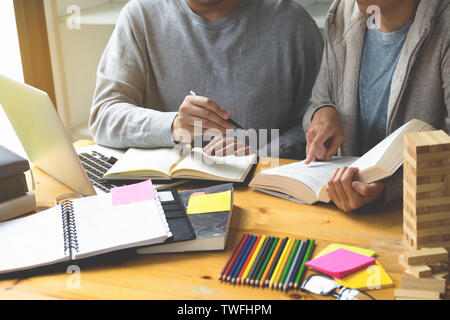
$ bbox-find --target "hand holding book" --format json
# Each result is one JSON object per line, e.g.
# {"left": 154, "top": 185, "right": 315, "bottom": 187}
{"left": 325, "top": 167, "right": 385, "bottom": 212}
{"left": 250, "top": 119, "right": 435, "bottom": 208}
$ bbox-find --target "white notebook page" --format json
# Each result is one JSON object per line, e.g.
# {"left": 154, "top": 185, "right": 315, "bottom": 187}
{"left": 0, "top": 207, "right": 67, "bottom": 274}
{"left": 105, "top": 147, "right": 183, "bottom": 177}
{"left": 72, "top": 194, "right": 169, "bottom": 260}
{"left": 173, "top": 148, "right": 257, "bottom": 180}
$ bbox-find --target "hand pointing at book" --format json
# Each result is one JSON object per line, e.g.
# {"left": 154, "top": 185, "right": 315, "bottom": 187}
{"left": 172, "top": 94, "right": 235, "bottom": 144}
{"left": 326, "top": 167, "right": 384, "bottom": 213}
{"left": 305, "top": 107, "right": 343, "bottom": 164}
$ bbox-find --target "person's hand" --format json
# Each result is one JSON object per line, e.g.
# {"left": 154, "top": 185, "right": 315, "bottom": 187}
{"left": 326, "top": 167, "right": 384, "bottom": 213}
{"left": 172, "top": 95, "right": 234, "bottom": 143}
{"left": 305, "top": 107, "right": 343, "bottom": 164}
{"left": 203, "top": 136, "right": 254, "bottom": 157}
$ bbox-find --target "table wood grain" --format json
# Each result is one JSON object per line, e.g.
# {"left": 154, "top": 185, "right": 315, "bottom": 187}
{"left": 0, "top": 147, "right": 419, "bottom": 300}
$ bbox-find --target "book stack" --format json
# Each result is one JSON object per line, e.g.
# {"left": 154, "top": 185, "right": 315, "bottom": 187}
{"left": 0, "top": 145, "right": 36, "bottom": 222}
{"left": 138, "top": 183, "right": 234, "bottom": 254}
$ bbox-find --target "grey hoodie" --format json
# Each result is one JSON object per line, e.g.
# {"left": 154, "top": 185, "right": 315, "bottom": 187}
{"left": 303, "top": 0, "right": 450, "bottom": 204}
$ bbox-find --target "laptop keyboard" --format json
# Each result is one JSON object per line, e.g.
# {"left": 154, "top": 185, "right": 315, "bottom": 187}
{"left": 78, "top": 151, "right": 121, "bottom": 193}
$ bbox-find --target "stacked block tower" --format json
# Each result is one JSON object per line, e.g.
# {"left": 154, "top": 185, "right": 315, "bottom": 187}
{"left": 403, "top": 130, "right": 450, "bottom": 252}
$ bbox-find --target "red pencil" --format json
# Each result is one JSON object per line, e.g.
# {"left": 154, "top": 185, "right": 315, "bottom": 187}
{"left": 219, "top": 233, "right": 249, "bottom": 281}
{"left": 236, "top": 235, "right": 262, "bottom": 285}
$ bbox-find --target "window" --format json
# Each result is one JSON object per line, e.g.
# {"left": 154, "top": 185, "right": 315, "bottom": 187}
{"left": 0, "top": 0, "right": 27, "bottom": 158}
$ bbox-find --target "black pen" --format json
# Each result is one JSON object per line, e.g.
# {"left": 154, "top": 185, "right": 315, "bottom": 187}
{"left": 189, "top": 91, "right": 244, "bottom": 130}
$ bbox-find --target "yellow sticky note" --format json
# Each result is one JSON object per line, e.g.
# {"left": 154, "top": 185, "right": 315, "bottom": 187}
{"left": 315, "top": 244, "right": 376, "bottom": 259}
{"left": 187, "top": 191, "right": 231, "bottom": 215}
{"left": 336, "top": 261, "right": 394, "bottom": 290}
{"left": 314, "top": 243, "right": 392, "bottom": 290}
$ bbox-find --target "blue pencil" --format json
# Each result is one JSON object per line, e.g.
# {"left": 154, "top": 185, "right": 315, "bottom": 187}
{"left": 288, "top": 239, "right": 310, "bottom": 288}
{"left": 230, "top": 235, "right": 257, "bottom": 284}
{"left": 226, "top": 235, "right": 254, "bottom": 282}
{"left": 285, "top": 242, "right": 304, "bottom": 290}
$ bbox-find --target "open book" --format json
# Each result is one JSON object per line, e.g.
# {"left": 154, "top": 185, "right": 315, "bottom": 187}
{"left": 103, "top": 146, "right": 257, "bottom": 183}
{"left": 250, "top": 119, "right": 434, "bottom": 204}
{"left": 0, "top": 192, "right": 170, "bottom": 275}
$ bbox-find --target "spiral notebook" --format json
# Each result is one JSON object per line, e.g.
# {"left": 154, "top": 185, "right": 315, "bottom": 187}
{"left": 0, "top": 191, "right": 171, "bottom": 275}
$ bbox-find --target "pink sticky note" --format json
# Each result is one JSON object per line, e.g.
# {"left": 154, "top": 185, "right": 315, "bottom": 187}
{"left": 305, "top": 248, "right": 376, "bottom": 279}
{"left": 111, "top": 180, "right": 156, "bottom": 206}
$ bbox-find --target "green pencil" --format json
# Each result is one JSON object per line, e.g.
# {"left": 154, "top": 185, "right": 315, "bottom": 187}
{"left": 255, "top": 237, "right": 279, "bottom": 287}
{"left": 294, "top": 239, "right": 315, "bottom": 289}
{"left": 278, "top": 239, "right": 300, "bottom": 290}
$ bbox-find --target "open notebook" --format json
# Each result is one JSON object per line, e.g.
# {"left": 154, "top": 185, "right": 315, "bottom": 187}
{"left": 250, "top": 119, "right": 435, "bottom": 204}
{"left": 0, "top": 193, "right": 170, "bottom": 275}
{"left": 103, "top": 146, "right": 257, "bottom": 183}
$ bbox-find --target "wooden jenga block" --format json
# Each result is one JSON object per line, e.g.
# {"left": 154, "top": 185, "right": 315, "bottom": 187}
{"left": 432, "top": 272, "right": 449, "bottom": 281}
{"left": 427, "top": 262, "right": 449, "bottom": 273}
{"left": 399, "top": 257, "right": 432, "bottom": 278}
{"left": 403, "top": 131, "right": 450, "bottom": 253}
{"left": 394, "top": 289, "right": 441, "bottom": 300}
{"left": 400, "top": 276, "right": 447, "bottom": 294}
{"left": 403, "top": 248, "right": 448, "bottom": 265}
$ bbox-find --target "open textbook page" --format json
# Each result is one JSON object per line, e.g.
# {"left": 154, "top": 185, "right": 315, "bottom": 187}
{"left": 250, "top": 157, "right": 357, "bottom": 204}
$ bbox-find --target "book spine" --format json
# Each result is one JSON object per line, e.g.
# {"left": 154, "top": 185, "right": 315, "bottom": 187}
{"left": 154, "top": 186, "right": 172, "bottom": 238}
{"left": 61, "top": 200, "right": 79, "bottom": 259}
{"left": 0, "top": 191, "right": 36, "bottom": 222}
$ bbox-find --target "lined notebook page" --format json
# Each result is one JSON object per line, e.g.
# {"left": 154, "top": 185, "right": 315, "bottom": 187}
{"left": 72, "top": 194, "right": 169, "bottom": 260}
{"left": 173, "top": 148, "right": 257, "bottom": 181}
{"left": 0, "top": 207, "right": 67, "bottom": 274}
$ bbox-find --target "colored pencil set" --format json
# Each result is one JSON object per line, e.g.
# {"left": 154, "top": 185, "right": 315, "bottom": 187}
{"left": 218, "top": 234, "right": 315, "bottom": 291}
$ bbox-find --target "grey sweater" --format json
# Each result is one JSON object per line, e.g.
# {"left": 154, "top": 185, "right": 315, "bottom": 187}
{"left": 303, "top": 0, "right": 450, "bottom": 203}
{"left": 89, "top": 0, "right": 323, "bottom": 159}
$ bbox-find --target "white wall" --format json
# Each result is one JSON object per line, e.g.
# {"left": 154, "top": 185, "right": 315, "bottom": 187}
{"left": 0, "top": 0, "right": 27, "bottom": 159}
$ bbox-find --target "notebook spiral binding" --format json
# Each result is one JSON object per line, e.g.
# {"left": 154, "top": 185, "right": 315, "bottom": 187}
{"left": 61, "top": 200, "right": 79, "bottom": 256}
{"left": 154, "top": 186, "right": 172, "bottom": 238}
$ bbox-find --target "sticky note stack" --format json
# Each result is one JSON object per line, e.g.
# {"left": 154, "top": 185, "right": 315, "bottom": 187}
{"left": 305, "top": 243, "right": 394, "bottom": 290}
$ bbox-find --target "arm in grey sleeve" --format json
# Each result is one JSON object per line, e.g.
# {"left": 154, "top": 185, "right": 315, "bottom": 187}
{"left": 302, "top": 33, "right": 337, "bottom": 133}
{"left": 89, "top": 8, "right": 177, "bottom": 149}
{"left": 263, "top": 18, "right": 324, "bottom": 160}
{"left": 383, "top": 29, "right": 450, "bottom": 205}
{"left": 443, "top": 35, "right": 450, "bottom": 132}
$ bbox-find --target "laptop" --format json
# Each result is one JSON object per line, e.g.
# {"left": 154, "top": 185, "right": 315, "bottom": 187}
{"left": 0, "top": 74, "right": 144, "bottom": 196}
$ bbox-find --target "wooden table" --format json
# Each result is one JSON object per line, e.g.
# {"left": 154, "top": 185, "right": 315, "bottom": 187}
{"left": 0, "top": 156, "right": 412, "bottom": 300}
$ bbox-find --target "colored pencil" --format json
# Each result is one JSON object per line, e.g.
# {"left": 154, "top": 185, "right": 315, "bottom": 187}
{"left": 289, "top": 239, "right": 309, "bottom": 288}
{"left": 242, "top": 235, "right": 266, "bottom": 284}
{"left": 287, "top": 242, "right": 305, "bottom": 288}
{"left": 248, "top": 237, "right": 273, "bottom": 285}
{"left": 294, "top": 239, "right": 315, "bottom": 289}
{"left": 255, "top": 237, "right": 278, "bottom": 286}
{"left": 219, "top": 233, "right": 248, "bottom": 281}
{"left": 269, "top": 238, "right": 293, "bottom": 289}
{"left": 228, "top": 235, "right": 254, "bottom": 283}
{"left": 259, "top": 237, "right": 281, "bottom": 287}
{"left": 236, "top": 235, "right": 261, "bottom": 284}
{"left": 280, "top": 239, "right": 301, "bottom": 291}
{"left": 233, "top": 235, "right": 258, "bottom": 284}
{"left": 272, "top": 238, "right": 295, "bottom": 289}
{"left": 264, "top": 237, "right": 288, "bottom": 287}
